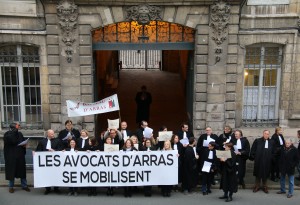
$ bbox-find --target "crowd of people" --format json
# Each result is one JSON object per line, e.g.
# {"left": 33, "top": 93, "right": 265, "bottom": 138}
{"left": 3, "top": 121, "right": 300, "bottom": 201}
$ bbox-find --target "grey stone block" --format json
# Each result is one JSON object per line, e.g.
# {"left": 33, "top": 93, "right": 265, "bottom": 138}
{"left": 79, "top": 35, "right": 91, "bottom": 45}
{"left": 230, "top": 5, "right": 240, "bottom": 14}
{"left": 84, "top": 115, "right": 94, "bottom": 123}
{"left": 79, "top": 46, "right": 92, "bottom": 55}
{"left": 194, "top": 111, "right": 207, "bottom": 120}
{"left": 206, "top": 121, "right": 224, "bottom": 131}
{"left": 47, "top": 46, "right": 59, "bottom": 55}
{"left": 224, "top": 120, "right": 235, "bottom": 129}
{"left": 226, "top": 93, "right": 236, "bottom": 102}
{"left": 51, "top": 123, "right": 63, "bottom": 132}
{"left": 61, "top": 95, "right": 81, "bottom": 103}
{"left": 228, "top": 45, "right": 238, "bottom": 54}
{"left": 197, "top": 35, "right": 209, "bottom": 45}
{"left": 229, "top": 15, "right": 240, "bottom": 25}
{"left": 81, "top": 85, "right": 93, "bottom": 94}
{"left": 81, "top": 66, "right": 92, "bottom": 75}
{"left": 226, "top": 102, "right": 236, "bottom": 111}
{"left": 45, "top": 14, "right": 58, "bottom": 24}
{"left": 197, "top": 25, "right": 209, "bottom": 35}
{"left": 225, "top": 111, "right": 235, "bottom": 119}
{"left": 81, "top": 95, "right": 93, "bottom": 103}
{"left": 61, "top": 76, "right": 81, "bottom": 87}
{"left": 78, "top": 14, "right": 102, "bottom": 28}
{"left": 49, "top": 75, "right": 61, "bottom": 85}
{"left": 163, "top": 6, "right": 176, "bottom": 22}
{"left": 207, "top": 94, "right": 225, "bottom": 103}
{"left": 195, "top": 102, "right": 206, "bottom": 111}
{"left": 196, "top": 45, "right": 208, "bottom": 54}
{"left": 228, "top": 35, "right": 238, "bottom": 44}
{"left": 111, "top": 7, "right": 124, "bottom": 23}
{"left": 196, "top": 55, "right": 208, "bottom": 64}
{"left": 196, "top": 65, "right": 208, "bottom": 74}
{"left": 46, "top": 25, "right": 59, "bottom": 35}
{"left": 61, "top": 86, "right": 81, "bottom": 95}
{"left": 228, "top": 25, "right": 239, "bottom": 34}
{"left": 49, "top": 95, "right": 61, "bottom": 104}
{"left": 227, "top": 55, "right": 238, "bottom": 64}
{"left": 226, "top": 83, "right": 236, "bottom": 92}
{"left": 195, "top": 83, "right": 207, "bottom": 93}
{"left": 206, "top": 113, "right": 224, "bottom": 122}
{"left": 80, "top": 56, "right": 92, "bottom": 65}
{"left": 175, "top": 6, "right": 191, "bottom": 25}
{"left": 48, "top": 66, "right": 60, "bottom": 75}
{"left": 46, "top": 35, "right": 59, "bottom": 45}
{"left": 195, "top": 93, "right": 207, "bottom": 102}
{"left": 226, "top": 74, "right": 237, "bottom": 83}
{"left": 81, "top": 76, "right": 92, "bottom": 85}
{"left": 47, "top": 55, "right": 60, "bottom": 65}
{"left": 194, "top": 120, "right": 206, "bottom": 130}
{"left": 206, "top": 104, "right": 225, "bottom": 113}
{"left": 207, "top": 84, "right": 225, "bottom": 94}
{"left": 49, "top": 85, "right": 61, "bottom": 94}
{"left": 61, "top": 66, "right": 80, "bottom": 75}
{"left": 50, "top": 114, "right": 61, "bottom": 123}
{"left": 50, "top": 104, "right": 61, "bottom": 113}
{"left": 79, "top": 25, "right": 91, "bottom": 35}
{"left": 227, "top": 64, "right": 237, "bottom": 74}
{"left": 196, "top": 74, "right": 207, "bottom": 83}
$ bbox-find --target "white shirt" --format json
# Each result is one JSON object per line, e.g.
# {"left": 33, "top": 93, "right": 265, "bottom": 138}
{"left": 236, "top": 139, "right": 242, "bottom": 149}
{"left": 183, "top": 132, "right": 187, "bottom": 139}
{"left": 46, "top": 139, "right": 51, "bottom": 150}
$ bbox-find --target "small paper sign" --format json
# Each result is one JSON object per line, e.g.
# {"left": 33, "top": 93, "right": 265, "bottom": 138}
{"left": 108, "top": 119, "right": 120, "bottom": 130}
{"left": 216, "top": 150, "right": 232, "bottom": 159}
{"left": 158, "top": 131, "right": 173, "bottom": 141}
{"left": 104, "top": 144, "right": 119, "bottom": 152}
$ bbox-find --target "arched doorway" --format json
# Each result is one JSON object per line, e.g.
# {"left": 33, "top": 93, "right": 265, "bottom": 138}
{"left": 92, "top": 20, "right": 195, "bottom": 134}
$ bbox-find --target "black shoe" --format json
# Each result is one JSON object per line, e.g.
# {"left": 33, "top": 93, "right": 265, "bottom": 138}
{"left": 203, "top": 192, "right": 208, "bottom": 195}
{"left": 44, "top": 190, "right": 51, "bottom": 195}
{"left": 207, "top": 190, "right": 212, "bottom": 193}
{"left": 219, "top": 196, "right": 228, "bottom": 199}
{"left": 106, "top": 189, "right": 110, "bottom": 196}
{"left": 225, "top": 196, "right": 233, "bottom": 202}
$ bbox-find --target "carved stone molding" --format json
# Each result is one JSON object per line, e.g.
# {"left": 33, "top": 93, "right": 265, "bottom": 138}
{"left": 57, "top": 0, "right": 78, "bottom": 63}
{"left": 125, "top": 4, "right": 162, "bottom": 25}
{"left": 209, "top": 0, "right": 230, "bottom": 63}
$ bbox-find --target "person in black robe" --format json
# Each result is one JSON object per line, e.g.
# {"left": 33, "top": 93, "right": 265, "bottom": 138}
{"left": 135, "top": 120, "right": 148, "bottom": 142}
{"left": 103, "top": 128, "right": 124, "bottom": 149}
{"left": 119, "top": 121, "right": 132, "bottom": 141}
{"left": 219, "top": 143, "right": 238, "bottom": 202}
{"left": 216, "top": 126, "right": 234, "bottom": 150}
{"left": 200, "top": 141, "right": 217, "bottom": 195}
{"left": 277, "top": 138, "right": 299, "bottom": 198}
{"left": 231, "top": 129, "right": 250, "bottom": 189}
{"left": 3, "top": 122, "right": 30, "bottom": 193}
{"left": 182, "top": 137, "right": 199, "bottom": 194}
{"left": 58, "top": 120, "right": 80, "bottom": 149}
{"left": 249, "top": 130, "right": 275, "bottom": 194}
{"left": 270, "top": 127, "right": 285, "bottom": 182}
{"left": 36, "top": 129, "right": 63, "bottom": 195}
{"left": 171, "top": 134, "right": 184, "bottom": 191}
{"left": 76, "top": 129, "right": 90, "bottom": 151}
{"left": 177, "top": 123, "right": 194, "bottom": 140}
{"left": 135, "top": 85, "right": 152, "bottom": 123}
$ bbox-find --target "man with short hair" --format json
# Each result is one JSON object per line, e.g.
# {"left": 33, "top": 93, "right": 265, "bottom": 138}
{"left": 36, "top": 129, "right": 63, "bottom": 195}
{"left": 250, "top": 130, "right": 275, "bottom": 194}
{"left": 120, "top": 121, "right": 132, "bottom": 141}
{"left": 3, "top": 122, "right": 30, "bottom": 193}
{"left": 177, "top": 123, "right": 194, "bottom": 140}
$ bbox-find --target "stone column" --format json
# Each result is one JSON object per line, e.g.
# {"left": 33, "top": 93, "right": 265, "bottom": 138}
{"left": 206, "top": 0, "right": 231, "bottom": 131}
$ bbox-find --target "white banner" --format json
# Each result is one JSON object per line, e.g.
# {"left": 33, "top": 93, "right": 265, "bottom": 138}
{"left": 33, "top": 151, "right": 178, "bottom": 187}
{"left": 66, "top": 94, "right": 120, "bottom": 117}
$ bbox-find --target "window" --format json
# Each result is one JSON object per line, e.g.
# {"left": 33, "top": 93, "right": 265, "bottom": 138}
{"left": 243, "top": 45, "right": 282, "bottom": 126}
{"left": 0, "top": 45, "right": 42, "bottom": 129}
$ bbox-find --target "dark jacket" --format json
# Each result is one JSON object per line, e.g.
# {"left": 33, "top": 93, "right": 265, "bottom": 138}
{"left": 279, "top": 145, "right": 299, "bottom": 175}
{"left": 3, "top": 129, "right": 27, "bottom": 180}
{"left": 177, "top": 130, "right": 194, "bottom": 140}
{"left": 58, "top": 128, "right": 81, "bottom": 148}
{"left": 220, "top": 150, "right": 238, "bottom": 193}
{"left": 36, "top": 138, "right": 63, "bottom": 151}
{"left": 196, "top": 134, "right": 218, "bottom": 155}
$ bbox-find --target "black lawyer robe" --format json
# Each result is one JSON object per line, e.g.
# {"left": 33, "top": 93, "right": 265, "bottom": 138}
{"left": 3, "top": 130, "right": 27, "bottom": 180}
{"left": 182, "top": 146, "right": 198, "bottom": 190}
{"left": 249, "top": 137, "right": 275, "bottom": 180}
{"left": 220, "top": 150, "right": 238, "bottom": 193}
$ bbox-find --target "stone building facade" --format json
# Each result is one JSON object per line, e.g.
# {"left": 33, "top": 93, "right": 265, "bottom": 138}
{"left": 0, "top": 0, "right": 300, "bottom": 138}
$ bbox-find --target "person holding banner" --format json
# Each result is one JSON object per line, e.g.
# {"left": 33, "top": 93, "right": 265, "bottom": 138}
{"left": 36, "top": 129, "right": 63, "bottom": 195}
{"left": 183, "top": 137, "right": 199, "bottom": 195}
{"left": 58, "top": 120, "right": 80, "bottom": 149}
{"left": 76, "top": 129, "right": 90, "bottom": 151}
{"left": 3, "top": 122, "right": 30, "bottom": 193}
{"left": 122, "top": 139, "right": 138, "bottom": 197}
{"left": 171, "top": 134, "right": 184, "bottom": 191}
{"left": 130, "top": 135, "right": 143, "bottom": 151}
{"left": 219, "top": 143, "right": 238, "bottom": 202}
{"left": 231, "top": 129, "right": 250, "bottom": 189}
{"left": 103, "top": 128, "right": 123, "bottom": 149}
{"left": 64, "top": 139, "right": 79, "bottom": 196}
{"left": 161, "top": 140, "right": 173, "bottom": 197}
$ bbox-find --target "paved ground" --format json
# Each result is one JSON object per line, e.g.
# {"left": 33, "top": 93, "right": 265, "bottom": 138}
{"left": 0, "top": 186, "right": 299, "bottom": 205}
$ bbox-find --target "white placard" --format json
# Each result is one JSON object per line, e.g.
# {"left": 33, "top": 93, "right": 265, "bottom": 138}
{"left": 202, "top": 161, "right": 212, "bottom": 173}
{"left": 108, "top": 119, "right": 120, "bottom": 130}
{"left": 180, "top": 138, "right": 189, "bottom": 145}
{"left": 18, "top": 138, "right": 29, "bottom": 146}
{"left": 67, "top": 94, "right": 120, "bottom": 117}
{"left": 216, "top": 150, "right": 232, "bottom": 159}
{"left": 33, "top": 151, "right": 178, "bottom": 187}
{"left": 247, "top": 0, "right": 289, "bottom": 5}
{"left": 144, "top": 127, "right": 153, "bottom": 139}
{"left": 104, "top": 144, "right": 119, "bottom": 152}
{"left": 158, "top": 131, "right": 173, "bottom": 141}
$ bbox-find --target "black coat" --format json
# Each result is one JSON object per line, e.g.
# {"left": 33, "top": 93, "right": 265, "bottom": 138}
{"left": 172, "top": 142, "right": 184, "bottom": 183}
{"left": 216, "top": 132, "right": 234, "bottom": 150}
{"left": 76, "top": 138, "right": 90, "bottom": 150}
{"left": 271, "top": 134, "right": 285, "bottom": 157}
{"left": 135, "top": 128, "right": 144, "bottom": 143}
{"left": 177, "top": 130, "right": 194, "bottom": 140}
{"left": 196, "top": 134, "right": 218, "bottom": 155}
{"left": 231, "top": 137, "right": 250, "bottom": 179}
{"left": 3, "top": 130, "right": 27, "bottom": 180}
{"left": 279, "top": 145, "right": 299, "bottom": 175}
{"left": 199, "top": 148, "right": 217, "bottom": 173}
{"left": 249, "top": 137, "right": 275, "bottom": 180}
{"left": 220, "top": 150, "right": 238, "bottom": 193}
{"left": 183, "top": 146, "right": 198, "bottom": 189}
{"left": 135, "top": 91, "right": 152, "bottom": 123}
{"left": 36, "top": 138, "right": 63, "bottom": 151}
{"left": 58, "top": 128, "right": 81, "bottom": 148}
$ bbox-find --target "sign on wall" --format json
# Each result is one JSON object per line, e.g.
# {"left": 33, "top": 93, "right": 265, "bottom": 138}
{"left": 33, "top": 151, "right": 178, "bottom": 187}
